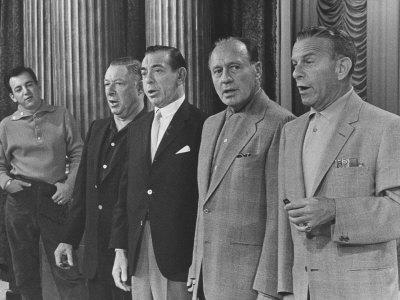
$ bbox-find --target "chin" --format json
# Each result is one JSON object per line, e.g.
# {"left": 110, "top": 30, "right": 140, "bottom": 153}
{"left": 221, "top": 97, "right": 236, "bottom": 107}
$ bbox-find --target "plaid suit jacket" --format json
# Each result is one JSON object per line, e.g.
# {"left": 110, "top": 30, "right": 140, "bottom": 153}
{"left": 190, "top": 90, "right": 293, "bottom": 300}
{"left": 278, "top": 91, "right": 400, "bottom": 300}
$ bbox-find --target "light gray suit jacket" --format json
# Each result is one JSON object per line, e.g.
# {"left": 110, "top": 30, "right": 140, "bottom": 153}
{"left": 190, "top": 90, "right": 293, "bottom": 300}
{"left": 278, "top": 91, "right": 400, "bottom": 300}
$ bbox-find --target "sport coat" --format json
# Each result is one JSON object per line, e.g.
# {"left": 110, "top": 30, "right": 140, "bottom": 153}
{"left": 64, "top": 111, "right": 144, "bottom": 283}
{"left": 277, "top": 91, "right": 400, "bottom": 300}
{"left": 190, "top": 90, "right": 294, "bottom": 300}
{"left": 110, "top": 100, "right": 207, "bottom": 281}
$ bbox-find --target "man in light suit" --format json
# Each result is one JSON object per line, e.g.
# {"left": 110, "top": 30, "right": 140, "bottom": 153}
{"left": 277, "top": 26, "right": 400, "bottom": 300}
{"left": 188, "top": 37, "right": 293, "bottom": 300}
{"left": 54, "top": 57, "right": 146, "bottom": 300}
{"left": 110, "top": 46, "right": 207, "bottom": 300}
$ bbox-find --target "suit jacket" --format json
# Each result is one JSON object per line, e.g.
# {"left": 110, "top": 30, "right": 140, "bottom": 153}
{"left": 64, "top": 111, "right": 144, "bottom": 282}
{"left": 110, "top": 100, "right": 207, "bottom": 281}
{"left": 277, "top": 91, "right": 400, "bottom": 300}
{"left": 190, "top": 90, "right": 294, "bottom": 300}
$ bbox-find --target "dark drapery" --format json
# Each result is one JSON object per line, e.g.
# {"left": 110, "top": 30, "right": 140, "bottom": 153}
{"left": 211, "top": 0, "right": 278, "bottom": 113}
{"left": 0, "top": 0, "right": 23, "bottom": 283}
{"left": 317, "top": 0, "right": 367, "bottom": 100}
{"left": 291, "top": 0, "right": 367, "bottom": 116}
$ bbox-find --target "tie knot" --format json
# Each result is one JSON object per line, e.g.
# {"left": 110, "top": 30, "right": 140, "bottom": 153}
{"left": 155, "top": 109, "right": 162, "bottom": 120}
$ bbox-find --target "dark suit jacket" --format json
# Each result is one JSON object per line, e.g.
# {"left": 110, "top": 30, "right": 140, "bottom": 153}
{"left": 63, "top": 111, "right": 145, "bottom": 282}
{"left": 110, "top": 100, "right": 207, "bottom": 281}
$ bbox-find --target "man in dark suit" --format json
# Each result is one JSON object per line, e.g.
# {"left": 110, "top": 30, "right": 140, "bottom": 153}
{"left": 54, "top": 57, "right": 146, "bottom": 300}
{"left": 110, "top": 45, "right": 207, "bottom": 300}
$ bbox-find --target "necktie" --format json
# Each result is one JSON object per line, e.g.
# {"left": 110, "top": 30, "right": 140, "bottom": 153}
{"left": 302, "top": 112, "right": 320, "bottom": 196}
{"left": 151, "top": 110, "right": 162, "bottom": 161}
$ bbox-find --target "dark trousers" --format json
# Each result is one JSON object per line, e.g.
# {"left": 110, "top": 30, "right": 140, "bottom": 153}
{"left": 5, "top": 180, "right": 87, "bottom": 300}
{"left": 88, "top": 271, "right": 131, "bottom": 300}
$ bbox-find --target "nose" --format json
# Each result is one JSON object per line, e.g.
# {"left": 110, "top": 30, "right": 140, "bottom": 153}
{"left": 22, "top": 85, "right": 30, "bottom": 94}
{"left": 292, "top": 64, "right": 304, "bottom": 80}
{"left": 106, "top": 83, "right": 116, "bottom": 95}
{"left": 143, "top": 72, "right": 154, "bottom": 84}
{"left": 220, "top": 68, "right": 233, "bottom": 83}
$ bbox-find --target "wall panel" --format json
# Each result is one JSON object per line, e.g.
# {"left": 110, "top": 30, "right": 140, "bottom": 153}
{"left": 24, "top": 0, "right": 128, "bottom": 135}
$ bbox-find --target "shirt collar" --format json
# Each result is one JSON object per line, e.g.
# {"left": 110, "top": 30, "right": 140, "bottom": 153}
{"left": 11, "top": 100, "right": 56, "bottom": 120}
{"left": 155, "top": 95, "right": 185, "bottom": 118}
{"left": 309, "top": 87, "right": 353, "bottom": 122}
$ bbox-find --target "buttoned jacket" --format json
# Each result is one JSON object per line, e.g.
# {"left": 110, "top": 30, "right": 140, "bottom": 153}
{"left": 190, "top": 91, "right": 293, "bottom": 300}
{"left": 110, "top": 100, "right": 207, "bottom": 281}
{"left": 278, "top": 91, "right": 400, "bottom": 300}
{"left": 64, "top": 112, "right": 144, "bottom": 282}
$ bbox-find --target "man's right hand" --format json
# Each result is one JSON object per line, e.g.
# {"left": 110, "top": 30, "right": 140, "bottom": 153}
{"left": 112, "top": 249, "right": 131, "bottom": 292}
{"left": 187, "top": 278, "right": 196, "bottom": 293}
{"left": 54, "top": 243, "right": 74, "bottom": 269}
{"left": 283, "top": 294, "right": 294, "bottom": 300}
{"left": 5, "top": 179, "right": 31, "bottom": 194}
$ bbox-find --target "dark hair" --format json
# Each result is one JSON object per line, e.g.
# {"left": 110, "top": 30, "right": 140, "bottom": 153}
{"left": 209, "top": 36, "right": 259, "bottom": 67}
{"left": 296, "top": 26, "right": 357, "bottom": 75}
{"left": 4, "top": 66, "right": 38, "bottom": 93}
{"left": 109, "top": 57, "right": 142, "bottom": 82}
{"left": 144, "top": 45, "right": 187, "bottom": 70}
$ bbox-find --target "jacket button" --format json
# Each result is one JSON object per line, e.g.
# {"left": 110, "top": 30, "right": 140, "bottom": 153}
{"left": 147, "top": 189, "right": 153, "bottom": 195}
{"left": 203, "top": 208, "right": 209, "bottom": 214}
{"left": 94, "top": 185, "right": 98, "bottom": 189}
{"left": 98, "top": 205, "right": 103, "bottom": 210}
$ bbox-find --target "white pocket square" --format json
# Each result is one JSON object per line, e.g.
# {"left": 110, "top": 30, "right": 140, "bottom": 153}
{"left": 176, "top": 145, "right": 190, "bottom": 154}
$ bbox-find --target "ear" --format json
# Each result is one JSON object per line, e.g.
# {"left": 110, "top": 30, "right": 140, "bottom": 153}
{"left": 253, "top": 61, "right": 263, "bottom": 80}
{"left": 177, "top": 67, "right": 187, "bottom": 85}
{"left": 336, "top": 57, "right": 352, "bottom": 80}
{"left": 9, "top": 93, "right": 17, "bottom": 103}
{"left": 136, "top": 80, "right": 144, "bottom": 95}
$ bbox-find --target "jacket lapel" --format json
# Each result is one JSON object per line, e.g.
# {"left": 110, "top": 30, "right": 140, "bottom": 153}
{"left": 310, "top": 92, "right": 363, "bottom": 196}
{"left": 100, "top": 109, "right": 148, "bottom": 183}
{"left": 153, "top": 100, "right": 190, "bottom": 161}
{"left": 91, "top": 119, "right": 112, "bottom": 185}
{"left": 204, "top": 92, "right": 266, "bottom": 203}
{"left": 198, "top": 114, "right": 225, "bottom": 201}
{"left": 286, "top": 114, "right": 310, "bottom": 198}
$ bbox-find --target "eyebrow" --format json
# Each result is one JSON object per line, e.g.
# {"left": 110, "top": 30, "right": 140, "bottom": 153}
{"left": 13, "top": 80, "right": 35, "bottom": 90}
{"left": 291, "top": 52, "right": 317, "bottom": 60}
{"left": 141, "top": 64, "right": 165, "bottom": 70}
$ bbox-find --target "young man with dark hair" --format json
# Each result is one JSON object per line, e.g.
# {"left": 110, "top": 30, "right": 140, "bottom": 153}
{"left": 1, "top": 66, "right": 85, "bottom": 299}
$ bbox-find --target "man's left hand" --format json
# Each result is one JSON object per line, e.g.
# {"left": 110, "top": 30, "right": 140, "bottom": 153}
{"left": 284, "top": 197, "right": 336, "bottom": 232}
{"left": 52, "top": 182, "right": 72, "bottom": 205}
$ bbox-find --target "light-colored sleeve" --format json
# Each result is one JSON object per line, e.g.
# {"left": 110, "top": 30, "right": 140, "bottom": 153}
{"left": 63, "top": 109, "right": 83, "bottom": 190}
{"left": 276, "top": 124, "right": 294, "bottom": 295}
{"left": 0, "top": 120, "right": 12, "bottom": 189}
{"left": 254, "top": 117, "right": 293, "bottom": 299}
{"left": 333, "top": 118, "right": 400, "bottom": 245}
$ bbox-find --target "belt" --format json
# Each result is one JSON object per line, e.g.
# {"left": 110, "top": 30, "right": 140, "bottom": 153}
{"left": 13, "top": 175, "right": 57, "bottom": 197}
